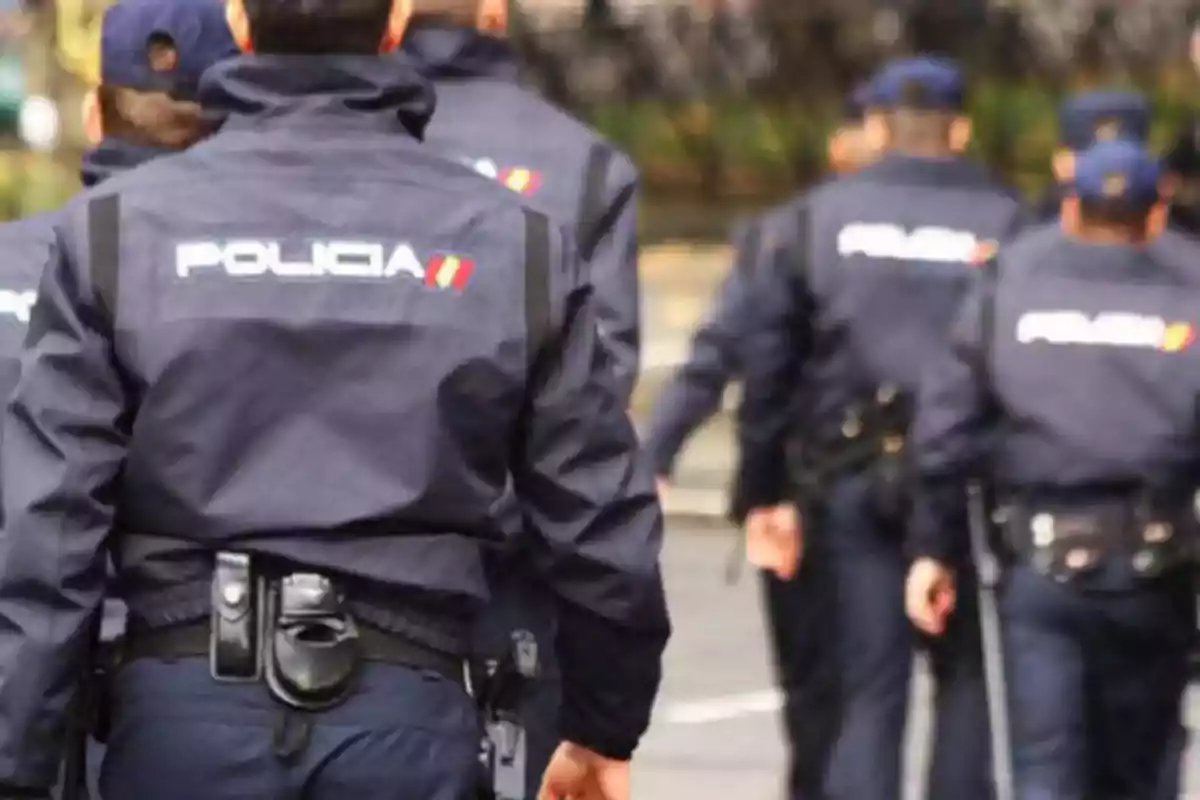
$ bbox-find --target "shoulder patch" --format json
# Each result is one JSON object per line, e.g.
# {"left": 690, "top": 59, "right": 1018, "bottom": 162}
{"left": 970, "top": 239, "right": 999, "bottom": 266}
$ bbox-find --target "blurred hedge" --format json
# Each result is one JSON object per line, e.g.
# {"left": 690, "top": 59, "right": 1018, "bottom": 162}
{"left": 514, "top": 4, "right": 1200, "bottom": 213}
{"left": 583, "top": 70, "right": 1200, "bottom": 206}
{"left": 4, "top": 3, "right": 1200, "bottom": 231}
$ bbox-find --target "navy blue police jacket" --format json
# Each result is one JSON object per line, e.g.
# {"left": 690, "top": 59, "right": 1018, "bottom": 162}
{"left": 403, "top": 25, "right": 641, "bottom": 402}
{"left": 0, "top": 54, "right": 669, "bottom": 786}
{"left": 910, "top": 226, "right": 1200, "bottom": 562}
{"left": 643, "top": 217, "right": 759, "bottom": 479}
{"left": 0, "top": 142, "right": 171, "bottom": 653}
{"left": 737, "top": 154, "right": 1024, "bottom": 510}
{"left": 0, "top": 215, "right": 52, "bottom": 407}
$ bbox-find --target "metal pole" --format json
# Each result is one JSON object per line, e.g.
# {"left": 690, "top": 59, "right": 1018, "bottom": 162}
{"left": 967, "top": 482, "right": 1014, "bottom": 800}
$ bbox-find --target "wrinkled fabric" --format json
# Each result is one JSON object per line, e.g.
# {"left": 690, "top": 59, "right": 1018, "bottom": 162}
{"left": 404, "top": 26, "right": 642, "bottom": 404}
{"left": 0, "top": 55, "right": 668, "bottom": 787}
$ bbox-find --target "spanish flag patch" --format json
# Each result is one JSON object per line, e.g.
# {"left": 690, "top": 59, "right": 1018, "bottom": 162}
{"left": 424, "top": 254, "right": 475, "bottom": 290}
{"left": 499, "top": 168, "right": 542, "bottom": 196}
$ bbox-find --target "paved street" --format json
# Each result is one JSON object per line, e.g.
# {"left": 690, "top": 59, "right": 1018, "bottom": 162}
{"left": 634, "top": 521, "right": 1200, "bottom": 799}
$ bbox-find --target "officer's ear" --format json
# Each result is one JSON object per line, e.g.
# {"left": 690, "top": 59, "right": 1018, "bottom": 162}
{"left": 948, "top": 116, "right": 972, "bottom": 153}
{"left": 476, "top": 0, "right": 508, "bottom": 36}
{"left": 1052, "top": 149, "right": 1075, "bottom": 183}
{"left": 81, "top": 89, "right": 102, "bottom": 147}
{"left": 225, "top": 0, "right": 253, "bottom": 52}
{"left": 1159, "top": 172, "right": 1181, "bottom": 205}
{"left": 1148, "top": 202, "right": 1169, "bottom": 239}
{"left": 863, "top": 112, "right": 889, "bottom": 153}
{"left": 827, "top": 127, "right": 848, "bottom": 173}
{"left": 381, "top": 0, "right": 414, "bottom": 51}
{"left": 1060, "top": 195, "right": 1081, "bottom": 235}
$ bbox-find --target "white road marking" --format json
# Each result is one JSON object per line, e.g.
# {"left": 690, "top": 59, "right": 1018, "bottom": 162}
{"left": 658, "top": 689, "right": 782, "bottom": 725}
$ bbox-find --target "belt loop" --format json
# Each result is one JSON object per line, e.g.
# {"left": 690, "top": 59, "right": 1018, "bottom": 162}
{"left": 272, "top": 707, "right": 313, "bottom": 763}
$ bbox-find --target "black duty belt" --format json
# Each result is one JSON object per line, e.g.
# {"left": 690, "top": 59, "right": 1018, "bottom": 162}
{"left": 122, "top": 620, "right": 464, "bottom": 687}
{"left": 997, "top": 499, "right": 1197, "bottom": 581}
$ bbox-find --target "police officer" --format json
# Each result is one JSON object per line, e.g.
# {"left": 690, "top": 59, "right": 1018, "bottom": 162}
{"left": 0, "top": 4, "right": 239, "bottom": 798}
{"left": 907, "top": 138, "right": 1199, "bottom": 800}
{"left": 402, "top": 0, "right": 640, "bottom": 401}
{"left": 0, "top": 0, "right": 672, "bottom": 796}
{"left": 1029, "top": 90, "right": 1150, "bottom": 225}
{"left": 398, "top": 6, "right": 642, "bottom": 798}
{"left": 646, "top": 82, "right": 878, "bottom": 492}
{"left": 643, "top": 83, "right": 877, "bottom": 800}
{"left": 737, "top": 56, "right": 1023, "bottom": 800}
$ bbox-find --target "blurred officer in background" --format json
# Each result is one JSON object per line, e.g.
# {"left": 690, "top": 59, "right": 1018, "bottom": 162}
{"left": 399, "top": 5, "right": 642, "bottom": 796}
{"left": 643, "top": 82, "right": 876, "bottom": 799}
{"left": 0, "top": 0, "right": 234, "bottom": 415}
{"left": 908, "top": 138, "right": 1198, "bottom": 800}
{"left": 738, "top": 56, "right": 1022, "bottom": 800}
{"left": 1030, "top": 90, "right": 1149, "bottom": 224}
{"left": 403, "top": 0, "right": 640, "bottom": 402}
{"left": 0, "top": 0, "right": 672, "bottom": 796}
{"left": 0, "top": 2, "right": 239, "bottom": 797}
{"left": 646, "top": 83, "right": 877, "bottom": 491}
{"left": 1161, "top": 114, "right": 1200, "bottom": 235}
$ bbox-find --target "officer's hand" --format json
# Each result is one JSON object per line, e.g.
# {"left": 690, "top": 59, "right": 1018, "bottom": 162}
{"left": 905, "top": 558, "right": 956, "bottom": 636}
{"left": 745, "top": 504, "right": 802, "bottom": 580}
{"left": 538, "top": 742, "right": 630, "bottom": 800}
{"left": 655, "top": 476, "right": 670, "bottom": 498}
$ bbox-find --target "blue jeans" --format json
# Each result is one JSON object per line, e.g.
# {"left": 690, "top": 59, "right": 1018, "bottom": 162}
{"left": 822, "top": 474, "right": 992, "bottom": 800}
{"left": 471, "top": 557, "right": 560, "bottom": 800}
{"left": 99, "top": 658, "right": 479, "bottom": 800}
{"left": 1001, "top": 564, "right": 1196, "bottom": 800}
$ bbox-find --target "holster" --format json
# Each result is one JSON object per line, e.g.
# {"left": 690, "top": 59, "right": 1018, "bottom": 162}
{"left": 472, "top": 630, "right": 540, "bottom": 800}
{"left": 208, "top": 553, "right": 361, "bottom": 711}
{"left": 262, "top": 573, "right": 361, "bottom": 711}
{"left": 999, "top": 494, "right": 1199, "bottom": 582}
{"left": 60, "top": 616, "right": 110, "bottom": 800}
{"left": 88, "top": 641, "right": 118, "bottom": 745}
{"left": 805, "top": 384, "right": 914, "bottom": 525}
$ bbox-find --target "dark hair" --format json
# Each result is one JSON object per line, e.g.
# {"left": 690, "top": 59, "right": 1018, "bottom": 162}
{"left": 409, "top": 0, "right": 482, "bottom": 28}
{"left": 883, "top": 108, "right": 955, "bottom": 150}
{"left": 97, "top": 85, "right": 218, "bottom": 148}
{"left": 882, "top": 78, "right": 959, "bottom": 151}
{"left": 1078, "top": 198, "right": 1153, "bottom": 228}
{"left": 242, "top": 0, "right": 393, "bottom": 55}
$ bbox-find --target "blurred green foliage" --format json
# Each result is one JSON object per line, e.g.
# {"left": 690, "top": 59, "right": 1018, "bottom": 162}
{"left": 0, "top": 67, "right": 1196, "bottom": 224}
{"left": 0, "top": 150, "right": 77, "bottom": 218}
{"left": 589, "top": 66, "right": 1200, "bottom": 205}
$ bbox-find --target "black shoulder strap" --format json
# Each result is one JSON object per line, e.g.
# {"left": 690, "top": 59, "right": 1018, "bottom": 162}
{"left": 576, "top": 144, "right": 613, "bottom": 262}
{"left": 977, "top": 255, "right": 1000, "bottom": 405}
{"left": 523, "top": 207, "right": 552, "bottom": 371}
{"left": 88, "top": 194, "right": 121, "bottom": 326}
{"left": 735, "top": 220, "right": 763, "bottom": 275}
{"left": 793, "top": 203, "right": 817, "bottom": 311}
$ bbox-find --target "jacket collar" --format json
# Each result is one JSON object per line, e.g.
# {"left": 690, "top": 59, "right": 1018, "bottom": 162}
{"left": 860, "top": 152, "right": 995, "bottom": 190}
{"left": 402, "top": 24, "right": 519, "bottom": 83}
{"left": 80, "top": 138, "right": 177, "bottom": 187}
{"left": 199, "top": 53, "right": 436, "bottom": 139}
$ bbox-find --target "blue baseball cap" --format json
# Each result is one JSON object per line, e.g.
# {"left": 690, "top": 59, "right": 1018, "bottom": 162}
{"left": 1057, "top": 90, "right": 1149, "bottom": 151}
{"left": 101, "top": 0, "right": 239, "bottom": 99}
{"left": 1072, "top": 139, "right": 1161, "bottom": 210}
{"left": 872, "top": 56, "right": 965, "bottom": 111}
